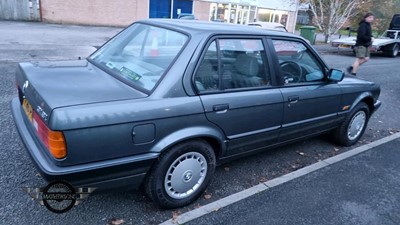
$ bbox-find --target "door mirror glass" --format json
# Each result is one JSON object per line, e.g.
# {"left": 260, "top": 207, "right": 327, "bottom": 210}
{"left": 328, "top": 69, "right": 344, "bottom": 82}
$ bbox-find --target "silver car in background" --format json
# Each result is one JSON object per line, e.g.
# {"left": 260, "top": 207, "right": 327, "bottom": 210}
{"left": 248, "top": 21, "right": 288, "bottom": 32}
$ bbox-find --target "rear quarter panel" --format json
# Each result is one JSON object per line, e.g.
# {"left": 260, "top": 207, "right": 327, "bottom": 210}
{"left": 55, "top": 97, "right": 225, "bottom": 166}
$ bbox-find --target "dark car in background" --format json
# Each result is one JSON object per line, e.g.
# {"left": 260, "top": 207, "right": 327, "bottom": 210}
{"left": 11, "top": 19, "right": 381, "bottom": 209}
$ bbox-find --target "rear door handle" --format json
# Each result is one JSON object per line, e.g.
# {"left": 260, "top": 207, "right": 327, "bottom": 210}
{"left": 213, "top": 104, "right": 229, "bottom": 113}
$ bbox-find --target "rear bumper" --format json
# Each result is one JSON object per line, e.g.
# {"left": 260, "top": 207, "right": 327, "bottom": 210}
{"left": 11, "top": 97, "right": 158, "bottom": 190}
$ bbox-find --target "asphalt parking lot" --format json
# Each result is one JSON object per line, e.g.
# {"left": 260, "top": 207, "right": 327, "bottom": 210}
{"left": 1, "top": 21, "right": 399, "bottom": 225}
{"left": 162, "top": 133, "right": 400, "bottom": 225}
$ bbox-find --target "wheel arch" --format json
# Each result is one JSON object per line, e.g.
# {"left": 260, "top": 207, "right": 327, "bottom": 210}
{"left": 150, "top": 126, "right": 226, "bottom": 159}
{"left": 361, "top": 96, "right": 375, "bottom": 114}
{"left": 349, "top": 92, "right": 374, "bottom": 115}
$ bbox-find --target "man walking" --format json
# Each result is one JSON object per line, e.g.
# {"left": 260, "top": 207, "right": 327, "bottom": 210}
{"left": 347, "top": 13, "right": 375, "bottom": 76}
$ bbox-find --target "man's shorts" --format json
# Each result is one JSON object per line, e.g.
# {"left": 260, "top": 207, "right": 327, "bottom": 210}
{"left": 355, "top": 46, "right": 370, "bottom": 58}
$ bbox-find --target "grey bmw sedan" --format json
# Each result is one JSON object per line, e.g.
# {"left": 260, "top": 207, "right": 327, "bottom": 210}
{"left": 11, "top": 19, "right": 381, "bottom": 209}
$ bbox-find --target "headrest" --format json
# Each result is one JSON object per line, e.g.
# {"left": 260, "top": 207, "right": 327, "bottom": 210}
{"left": 234, "top": 54, "right": 259, "bottom": 77}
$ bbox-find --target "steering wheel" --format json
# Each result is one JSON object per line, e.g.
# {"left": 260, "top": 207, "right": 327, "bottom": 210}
{"left": 280, "top": 61, "right": 304, "bottom": 83}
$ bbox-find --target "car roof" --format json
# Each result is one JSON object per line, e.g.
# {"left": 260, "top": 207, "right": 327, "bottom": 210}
{"left": 136, "top": 19, "right": 296, "bottom": 38}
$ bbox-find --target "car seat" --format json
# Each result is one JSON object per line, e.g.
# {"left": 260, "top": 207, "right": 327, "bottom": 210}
{"left": 232, "top": 54, "right": 261, "bottom": 88}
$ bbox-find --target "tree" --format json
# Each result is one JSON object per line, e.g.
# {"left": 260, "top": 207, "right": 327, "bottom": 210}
{"left": 304, "top": 0, "right": 365, "bottom": 43}
{"left": 349, "top": 0, "right": 400, "bottom": 35}
{"left": 289, "top": 0, "right": 398, "bottom": 42}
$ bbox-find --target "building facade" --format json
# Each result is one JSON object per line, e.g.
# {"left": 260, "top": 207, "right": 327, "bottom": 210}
{"left": 200, "top": 0, "right": 297, "bottom": 32}
{"left": 40, "top": 0, "right": 298, "bottom": 32}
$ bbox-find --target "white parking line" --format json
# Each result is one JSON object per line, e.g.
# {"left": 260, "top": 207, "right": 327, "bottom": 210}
{"left": 160, "top": 132, "right": 400, "bottom": 225}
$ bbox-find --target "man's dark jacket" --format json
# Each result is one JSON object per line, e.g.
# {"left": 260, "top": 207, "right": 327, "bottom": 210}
{"left": 355, "top": 21, "right": 372, "bottom": 47}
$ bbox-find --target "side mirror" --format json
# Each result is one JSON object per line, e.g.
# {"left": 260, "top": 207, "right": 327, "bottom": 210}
{"left": 328, "top": 69, "right": 344, "bottom": 82}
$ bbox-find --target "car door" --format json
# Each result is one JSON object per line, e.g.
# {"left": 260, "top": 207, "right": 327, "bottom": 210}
{"left": 194, "top": 38, "right": 284, "bottom": 156}
{"left": 270, "top": 39, "right": 342, "bottom": 142}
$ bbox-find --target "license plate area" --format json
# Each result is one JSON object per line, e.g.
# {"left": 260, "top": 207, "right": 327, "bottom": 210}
{"left": 22, "top": 99, "right": 33, "bottom": 122}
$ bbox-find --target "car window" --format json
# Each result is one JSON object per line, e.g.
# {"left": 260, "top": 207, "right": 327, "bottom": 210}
{"left": 90, "top": 23, "right": 188, "bottom": 92}
{"left": 272, "top": 40, "right": 324, "bottom": 84}
{"left": 195, "top": 38, "right": 271, "bottom": 92}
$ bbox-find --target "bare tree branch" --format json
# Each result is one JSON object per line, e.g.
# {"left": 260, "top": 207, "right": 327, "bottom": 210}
{"left": 303, "top": 0, "right": 364, "bottom": 42}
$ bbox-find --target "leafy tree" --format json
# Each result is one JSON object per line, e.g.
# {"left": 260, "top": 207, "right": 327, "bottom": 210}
{"left": 301, "top": 0, "right": 365, "bottom": 43}
{"left": 349, "top": 0, "right": 400, "bottom": 35}
{"left": 297, "top": 0, "right": 400, "bottom": 42}
{"left": 290, "top": 0, "right": 399, "bottom": 41}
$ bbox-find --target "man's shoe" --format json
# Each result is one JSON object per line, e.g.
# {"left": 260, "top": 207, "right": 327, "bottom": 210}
{"left": 346, "top": 66, "right": 353, "bottom": 74}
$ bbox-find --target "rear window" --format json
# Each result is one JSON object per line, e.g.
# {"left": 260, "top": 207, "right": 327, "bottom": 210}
{"left": 90, "top": 23, "right": 188, "bottom": 92}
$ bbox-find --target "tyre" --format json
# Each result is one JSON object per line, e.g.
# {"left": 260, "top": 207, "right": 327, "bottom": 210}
{"left": 144, "top": 139, "right": 216, "bottom": 209}
{"left": 384, "top": 43, "right": 399, "bottom": 57}
{"left": 390, "top": 44, "right": 399, "bottom": 57}
{"left": 333, "top": 102, "right": 370, "bottom": 146}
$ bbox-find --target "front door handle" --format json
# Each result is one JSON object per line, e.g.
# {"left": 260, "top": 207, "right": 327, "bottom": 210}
{"left": 288, "top": 96, "right": 299, "bottom": 104}
{"left": 213, "top": 104, "right": 229, "bottom": 113}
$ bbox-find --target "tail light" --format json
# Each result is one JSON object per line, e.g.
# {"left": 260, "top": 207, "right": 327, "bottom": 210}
{"left": 32, "top": 112, "right": 67, "bottom": 159}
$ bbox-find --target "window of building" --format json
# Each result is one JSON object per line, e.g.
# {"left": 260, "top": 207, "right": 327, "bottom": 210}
{"left": 149, "top": 0, "right": 171, "bottom": 18}
{"left": 209, "top": 3, "right": 256, "bottom": 24}
{"left": 257, "top": 8, "right": 288, "bottom": 26}
{"left": 149, "top": 0, "right": 193, "bottom": 19}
